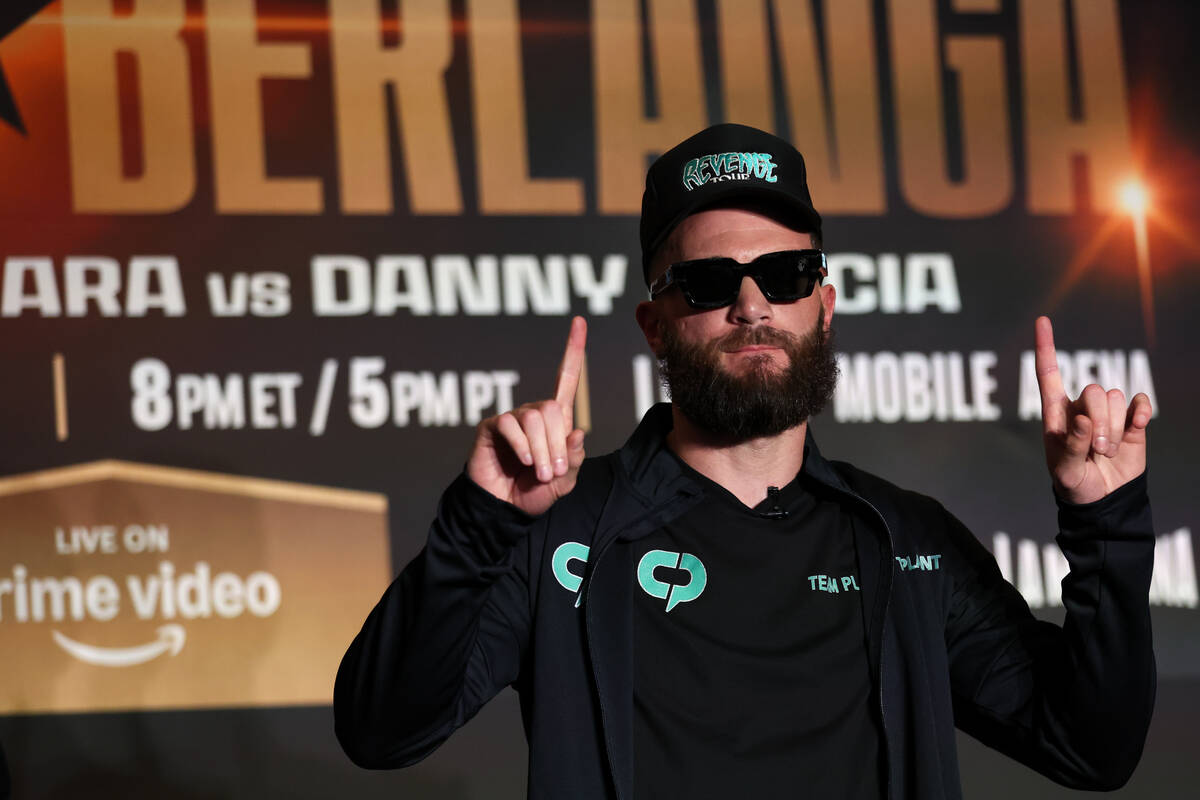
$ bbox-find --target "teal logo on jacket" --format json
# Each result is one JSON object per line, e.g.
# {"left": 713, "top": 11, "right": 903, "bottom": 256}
{"left": 895, "top": 553, "right": 942, "bottom": 571}
{"left": 637, "top": 549, "right": 707, "bottom": 612}
{"left": 552, "top": 541, "right": 589, "bottom": 607}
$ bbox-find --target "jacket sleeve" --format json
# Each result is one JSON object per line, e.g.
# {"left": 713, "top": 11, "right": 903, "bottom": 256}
{"left": 943, "top": 472, "right": 1156, "bottom": 790}
{"left": 334, "top": 472, "right": 542, "bottom": 769}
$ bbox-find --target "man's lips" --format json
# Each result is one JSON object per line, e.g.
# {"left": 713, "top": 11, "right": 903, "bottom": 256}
{"left": 725, "top": 345, "right": 782, "bottom": 353}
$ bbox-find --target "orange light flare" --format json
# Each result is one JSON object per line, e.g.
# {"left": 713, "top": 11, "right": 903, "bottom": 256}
{"left": 1142, "top": 205, "right": 1200, "bottom": 264}
{"left": 1043, "top": 175, "right": 1188, "bottom": 351}
{"left": 1043, "top": 215, "right": 1123, "bottom": 311}
{"left": 1119, "top": 180, "right": 1149, "bottom": 218}
{"left": 1119, "top": 178, "right": 1156, "bottom": 349}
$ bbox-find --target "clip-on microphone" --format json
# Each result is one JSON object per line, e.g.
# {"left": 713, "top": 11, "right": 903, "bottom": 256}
{"left": 757, "top": 486, "right": 788, "bottom": 519}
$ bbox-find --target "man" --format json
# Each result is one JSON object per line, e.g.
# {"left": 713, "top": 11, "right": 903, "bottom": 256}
{"left": 334, "top": 124, "right": 1155, "bottom": 798}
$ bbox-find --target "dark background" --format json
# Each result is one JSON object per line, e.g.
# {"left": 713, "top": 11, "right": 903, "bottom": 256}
{"left": 1, "top": 0, "right": 1197, "bottom": 796}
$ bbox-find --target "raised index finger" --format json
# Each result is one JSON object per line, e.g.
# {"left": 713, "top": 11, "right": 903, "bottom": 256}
{"left": 1034, "top": 315, "right": 1067, "bottom": 432}
{"left": 554, "top": 316, "right": 588, "bottom": 409}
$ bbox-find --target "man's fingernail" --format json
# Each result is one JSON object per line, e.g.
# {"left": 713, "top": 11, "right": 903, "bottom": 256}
{"left": 537, "top": 465, "right": 551, "bottom": 482}
{"left": 1095, "top": 435, "right": 1108, "bottom": 450}
{"left": 554, "top": 458, "right": 567, "bottom": 475}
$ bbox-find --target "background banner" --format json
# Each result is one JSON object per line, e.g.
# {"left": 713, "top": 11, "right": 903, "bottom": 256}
{"left": 1, "top": 0, "right": 1196, "bottom": 797}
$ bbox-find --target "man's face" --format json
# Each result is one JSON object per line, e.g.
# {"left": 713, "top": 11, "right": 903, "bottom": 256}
{"left": 635, "top": 206, "right": 839, "bottom": 439}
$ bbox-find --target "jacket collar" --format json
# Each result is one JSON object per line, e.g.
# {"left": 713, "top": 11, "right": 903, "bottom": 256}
{"left": 617, "top": 403, "right": 853, "bottom": 500}
{"left": 615, "top": 403, "right": 692, "bottom": 506}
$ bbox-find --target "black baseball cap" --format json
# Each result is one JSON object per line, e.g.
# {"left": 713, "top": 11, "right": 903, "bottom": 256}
{"left": 639, "top": 123, "right": 823, "bottom": 285}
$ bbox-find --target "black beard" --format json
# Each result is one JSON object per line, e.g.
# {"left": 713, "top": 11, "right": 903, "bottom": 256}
{"left": 658, "top": 310, "right": 839, "bottom": 440}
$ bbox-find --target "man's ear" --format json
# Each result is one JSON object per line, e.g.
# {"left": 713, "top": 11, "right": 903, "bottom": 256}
{"left": 819, "top": 282, "right": 835, "bottom": 333}
{"left": 635, "top": 300, "right": 664, "bottom": 357}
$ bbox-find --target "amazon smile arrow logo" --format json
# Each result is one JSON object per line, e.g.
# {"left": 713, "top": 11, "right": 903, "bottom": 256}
{"left": 51, "top": 624, "right": 186, "bottom": 668}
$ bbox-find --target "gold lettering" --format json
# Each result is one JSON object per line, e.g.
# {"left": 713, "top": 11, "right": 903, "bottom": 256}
{"left": 1021, "top": 0, "right": 1132, "bottom": 213}
{"left": 715, "top": 0, "right": 771, "bottom": 131}
{"left": 62, "top": 0, "right": 194, "bottom": 212}
{"left": 467, "top": 0, "right": 583, "bottom": 213}
{"left": 889, "top": 0, "right": 1011, "bottom": 216}
{"left": 207, "top": 0, "right": 321, "bottom": 213}
{"left": 773, "top": 0, "right": 885, "bottom": 213}
{"left": 329, "top": 0, "right": 461, "bottom": 213}
{"left": 592, "top": 0, "right": 706, "bottom": 214}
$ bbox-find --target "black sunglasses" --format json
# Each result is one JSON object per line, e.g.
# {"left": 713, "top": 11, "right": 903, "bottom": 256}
{"left": 649, "top": 249, "right": 827, "bottom": 310}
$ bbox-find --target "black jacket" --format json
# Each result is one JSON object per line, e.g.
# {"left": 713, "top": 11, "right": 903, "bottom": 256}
{"left": 335, "top": 404, "right": 1156, "bottom": 799}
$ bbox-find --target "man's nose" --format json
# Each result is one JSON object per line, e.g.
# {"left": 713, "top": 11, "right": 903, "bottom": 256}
{"left": 727, "top": 275, "right": 772, "bottom": 324}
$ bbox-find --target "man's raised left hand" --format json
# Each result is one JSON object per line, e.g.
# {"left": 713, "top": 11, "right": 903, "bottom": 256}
{"left": 1035, "top": 315, "right": 1152, "bottom": 505}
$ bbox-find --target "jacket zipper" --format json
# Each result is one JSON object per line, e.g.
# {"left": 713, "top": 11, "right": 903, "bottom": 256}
{"left": 581, "top": 491, "right": 700, "bottom": 800}
{"left": 583, "top": 532, "right": 621, "bottom": 799}
{"left": 828, "top": 487, "right": 896, "bottom": 800}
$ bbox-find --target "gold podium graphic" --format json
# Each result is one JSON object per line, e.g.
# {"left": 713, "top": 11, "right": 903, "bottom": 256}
{"left": 0, "top": 461, "right": 390, "bottom": 714}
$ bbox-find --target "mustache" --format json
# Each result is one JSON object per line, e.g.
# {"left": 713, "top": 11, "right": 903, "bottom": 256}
{"left": 715, "top": 325, "right": 802, "bottom": 351}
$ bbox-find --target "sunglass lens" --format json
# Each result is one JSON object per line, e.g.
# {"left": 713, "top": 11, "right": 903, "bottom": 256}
{"left": 679, "top": 261, "right": 740, "bottom": 308}
{"left": 753, "top": 253, "right": 810, "bottom": 301}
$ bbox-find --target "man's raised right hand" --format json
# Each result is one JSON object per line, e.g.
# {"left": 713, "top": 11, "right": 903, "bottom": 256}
{"left": 466, "top": 316, "right": 588, "bottom": 516}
